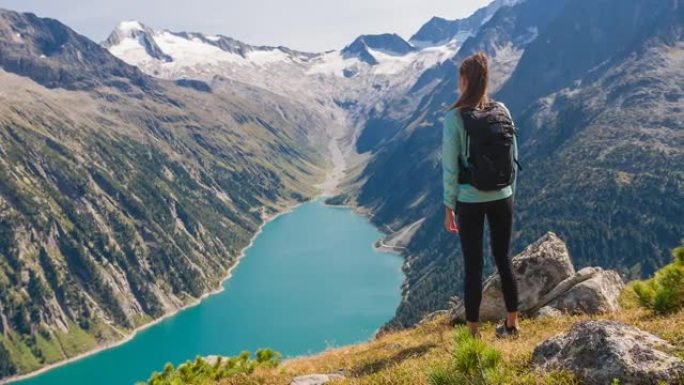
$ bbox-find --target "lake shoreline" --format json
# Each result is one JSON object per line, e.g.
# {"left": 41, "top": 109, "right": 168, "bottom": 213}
{"left": 1, "top": 200, "right": 307, "bottom": 385}
{"left": 3, "top": 134, "right": 404, "bottom": 385}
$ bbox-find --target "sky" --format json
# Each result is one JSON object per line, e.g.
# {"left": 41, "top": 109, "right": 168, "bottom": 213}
{"left": 0, "top": 0, "right": 491, "bottom": 51}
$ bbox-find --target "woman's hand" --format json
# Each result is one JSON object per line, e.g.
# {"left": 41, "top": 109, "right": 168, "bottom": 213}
{"left": 444, "top": 206, "right": 458, "bottom": 234}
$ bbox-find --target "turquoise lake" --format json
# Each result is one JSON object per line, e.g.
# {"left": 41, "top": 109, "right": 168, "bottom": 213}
{"left": 11, "top": 201, "right": 404, "bottom": 385}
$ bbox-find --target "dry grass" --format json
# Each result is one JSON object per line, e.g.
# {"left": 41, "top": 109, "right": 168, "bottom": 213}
{"left": 217, "top": 307, "right": 684, "bottom": 385}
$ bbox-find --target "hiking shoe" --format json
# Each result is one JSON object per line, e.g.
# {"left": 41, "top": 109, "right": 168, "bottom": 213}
{"left": 495, "top": 320, "right": 519, "bottom": 339}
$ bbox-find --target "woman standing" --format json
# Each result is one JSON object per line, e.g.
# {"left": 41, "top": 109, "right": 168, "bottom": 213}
{"left": 442, "top": 52, "right": 520, "bottom": 338}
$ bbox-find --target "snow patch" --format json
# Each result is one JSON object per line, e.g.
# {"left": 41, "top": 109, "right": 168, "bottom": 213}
{"left": 247, "top": 49, "right": 291, "bottom": 65}
{"left": 306, "top": 51, "right": 361, "bottom": 76}
{"left": 108, "top": 37, "right": 155, "bottom": 65}
{"left": 118, "top": 21, "right": 144, "bottom": 34}
{"left": 306, "top": 42, "right": 459, "bottom": 77}
{"left": 154, "top": 31, "right": 242, "bottom": 65}
{"left": 413, "top": 30, "right": 474, "bottom": 49}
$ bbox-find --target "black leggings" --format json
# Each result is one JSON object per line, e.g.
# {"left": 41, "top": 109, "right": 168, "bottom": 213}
{"left": 457, "top": 197, "right": 518, "bottom": 323}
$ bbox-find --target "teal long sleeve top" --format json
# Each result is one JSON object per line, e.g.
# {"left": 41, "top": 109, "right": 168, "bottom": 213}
{"left": 442, "top": 104, "right": 518, "bottom": 210}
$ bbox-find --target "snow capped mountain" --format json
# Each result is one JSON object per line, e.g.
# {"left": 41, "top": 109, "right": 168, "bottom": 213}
{"left": 103, "top": 21, "right": 457, "bottom": 83}
{"left": 103, "top": 21, "right": 315, "bottom": 71}
{"left": 102, "top": 20, "right": 464, "bottom": 120}
{"left": 342, "top": 33, "right": 417, "bottom": 65}
{"left": 410, "top": 0, "right": 521, "bottom": 47}
{"left": 103, "top": 20, "right": 172, "bottom": 62}
{"left": 102, "top": 0, "right": 531, "bottom": 161}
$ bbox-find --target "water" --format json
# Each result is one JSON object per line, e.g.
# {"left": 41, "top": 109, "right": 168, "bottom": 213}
{"left": 11, "top": 201, "right": 403, "bottom": 385}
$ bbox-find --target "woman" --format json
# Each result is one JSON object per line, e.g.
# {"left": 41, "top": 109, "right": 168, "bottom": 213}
{"left": 442, "top": 52, "right": 519, "bottom": 338}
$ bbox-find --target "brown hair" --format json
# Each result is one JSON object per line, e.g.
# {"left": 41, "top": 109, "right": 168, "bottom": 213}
{"left": 452, "top": 52, "right": 490, "bottom": 110}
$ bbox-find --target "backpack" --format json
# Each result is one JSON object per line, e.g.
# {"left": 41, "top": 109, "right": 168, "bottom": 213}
{"left": 458, "top": 102, "right": 518, "bottom": 191}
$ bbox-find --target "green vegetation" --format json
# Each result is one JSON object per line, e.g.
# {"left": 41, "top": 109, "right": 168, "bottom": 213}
{"left": 138, "top": 349, "right": 281, "bottom": 385}
{"left": 630, "top": 242, "right": 684, "bottom": 315}
{"left": 429, "top": 327, "right": 504, "bottom": 385}
{"left": 130, "top": 305, "right": 684, "bottom": 385}
{"left": 0, "top": 341, "right": 17, "bottom": 377}
{"left": 428, "top": 328, "right": 578, "bottom": 385}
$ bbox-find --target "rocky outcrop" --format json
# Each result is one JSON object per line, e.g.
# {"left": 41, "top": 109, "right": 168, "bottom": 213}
{"left": 533, "top": 320, "right": 684, "bottom": 385}
{"left": 291, "top": 371, "right": 345, "bottom": 385}
{"left": 450, "top": 232, "right": 624, "bottom": 323}
{"left": 546, "top": 267, "right": 624, "bottom": 315}
{"left": 449, "top": 232, "right": 624, "bottom": 323}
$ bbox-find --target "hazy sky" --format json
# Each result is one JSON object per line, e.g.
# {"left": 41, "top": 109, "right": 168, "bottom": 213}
{"left": 0, "top": 0, "right": 490, "bottom": 51}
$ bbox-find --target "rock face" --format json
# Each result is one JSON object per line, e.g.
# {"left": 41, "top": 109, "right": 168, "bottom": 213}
{"left": 291, "top": 372, "right": 345, "bottom": 385}
{"left": 533, "top": 320, "right": 684, "bottom": 385}
{"left": 449, "top": 232, "right": 625, "bottom": 323}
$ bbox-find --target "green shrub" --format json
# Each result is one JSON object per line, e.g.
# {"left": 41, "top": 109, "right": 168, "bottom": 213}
{"left": 631, "top": 243, "right": 684, "bottom": 315}
{"left": 429, "top": 327, "right": 504, "bottom": 385}
{"left": 139, "top": 349, "right": 281, "bottom": 385}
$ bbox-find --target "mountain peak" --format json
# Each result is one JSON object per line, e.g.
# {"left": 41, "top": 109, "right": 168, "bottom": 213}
{"left": 341, "top": 33, "right": 415, "bottom": 65}
{"left": 117, "top": 20, "right": 145, "bottom": 33}
{"left": 104, "top": 20, "right": 153, "bottom": 45}
{"left": 410, "top": 0, "right": 521, "bottom": 47}
{"left": 0, "top": 8, "right": 151, "bottom": 90}
{"left": 103, "top": 20, "right": 172, "bottom": 62}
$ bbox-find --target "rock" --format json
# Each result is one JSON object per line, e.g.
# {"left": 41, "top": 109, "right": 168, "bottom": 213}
{"left": 291, "top": 371, "right": 345, "bottom": 385}
{"left": 448, "top": 232, "right": 626, "bottom": 323}
{"left": 450, "top": 232, "right": 575, "bottom": 323}
{"left": 532, "top": 320, "right": 684, "bottom": 385}
{"left": 547, "top": 267, "right": 624, "bottom": 315}
{"left": 527, "top": 266, "right": 600, "bottom": 314}
{"left": 533, "top": 306, "right": 562, "bottom": 319}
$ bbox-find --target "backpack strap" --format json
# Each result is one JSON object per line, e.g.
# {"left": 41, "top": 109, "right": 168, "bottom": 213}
{"left": 457, "top": 107, "right": 472, "bottom": 183}
{"left": 494, "top": 101, "right": 523, "bottom": 171}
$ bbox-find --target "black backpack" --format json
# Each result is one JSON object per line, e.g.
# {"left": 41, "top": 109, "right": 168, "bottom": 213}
{"left": 458, "top": 102, "right": 518, "bottom": 191}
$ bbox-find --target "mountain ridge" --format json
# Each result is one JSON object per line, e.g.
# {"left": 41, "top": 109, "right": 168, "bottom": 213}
{"left": 1, "top": 0, "right": 682, "bottom": 379}
{"left": 0, "top": 7, "right": 335, "bottom": 378}
{"left": 340, "top": 0, "right": 683, "bottom": 329}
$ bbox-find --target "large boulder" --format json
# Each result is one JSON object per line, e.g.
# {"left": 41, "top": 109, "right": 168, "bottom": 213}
{"left": 546, "top": 267, "right": 624, "bottom": 315}
{"left": 533, "top": 320, "right": 684, "bottom": 385}
{"left": 450, "top": 232, "right": 575, "bottom": 322}
{"left": 449, "top": 232, "right": 626, "bottom": 323}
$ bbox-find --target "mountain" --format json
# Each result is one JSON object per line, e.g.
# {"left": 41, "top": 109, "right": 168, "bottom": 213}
{"left": 339, "top": 0, "right": 684, "bottom": 329}
{"left": 102, "top": 20, "right": 317, "bottom": 71}
{"left": 0, "top": 10, "right": 151, "bottom": 91}
{"left": 1, "top": 0, "right": 682, "bottom": 378}
{"left": 352, "top": 0, "right": 553, "bottom": 155}
{"left": 0, "top": 8, "right": 331, "bottom": 378}
{"left": 102, "top": 21, "right": 172, "bottom": 62}
{"left": 409, "top": 0, "right": 520, "bottom": 47}
{"left": 0, "top": 5, "right": 507, "bottom": 376}
{"left": 341, "top": 34, "right": 416, "bottom": 65}
{"left": 102, "top": 19, "right": 466, "bottom": 177}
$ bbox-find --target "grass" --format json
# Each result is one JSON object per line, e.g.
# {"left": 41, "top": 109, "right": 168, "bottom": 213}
{"left": 195, "top": 307, "right": 684, "bottom": 385}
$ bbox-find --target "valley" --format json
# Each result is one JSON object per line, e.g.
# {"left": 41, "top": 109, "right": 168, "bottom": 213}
{"left": 6, "top": 201, "right": 403, "bottom": 385}
{"left": 0, "top": 0, "right": 682, "bottom": 381}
